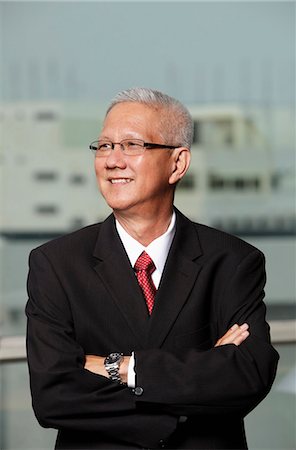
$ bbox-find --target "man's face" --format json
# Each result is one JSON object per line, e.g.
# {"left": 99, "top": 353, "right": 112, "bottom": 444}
{"left": 94, "top": 102, "right": 179, "bottom": 216}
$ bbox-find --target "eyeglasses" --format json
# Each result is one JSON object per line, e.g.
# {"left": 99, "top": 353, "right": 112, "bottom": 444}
{"left": 89, "top": 139, "right": 177, "bottom": 157}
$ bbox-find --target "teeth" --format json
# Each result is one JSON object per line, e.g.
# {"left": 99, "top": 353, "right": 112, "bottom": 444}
{"left": 110, "top": 179, "right": 131, "bottom": 184}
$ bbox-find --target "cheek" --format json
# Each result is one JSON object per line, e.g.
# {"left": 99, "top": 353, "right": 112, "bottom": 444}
{"left": 94, "top": 160, "right": 104, "bottom": 179}
{"left": 143, "top": 165, "right": 171, "bottom": 191}
{"left": 94, "top": 164, "right": 107, "bottom": 193}
{"left": 153, "top": 156, "right": 172, "bottom": 179}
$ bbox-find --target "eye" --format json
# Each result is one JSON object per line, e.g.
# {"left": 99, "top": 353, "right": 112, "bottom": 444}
{"left": 125, "top": 140, "right": 143, "bottom": 151}
{"left": 98, "top": 141, "right": 112, "bottom": 151}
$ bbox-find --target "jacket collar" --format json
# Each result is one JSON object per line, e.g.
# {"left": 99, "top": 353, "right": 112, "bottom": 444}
{"left": 92, "top": 209, "right": 203, "bottom": 348}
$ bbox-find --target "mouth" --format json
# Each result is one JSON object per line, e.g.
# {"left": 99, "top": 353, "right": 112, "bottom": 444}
{"left": 109, "top": 178, "right": 132, "bottom": 184}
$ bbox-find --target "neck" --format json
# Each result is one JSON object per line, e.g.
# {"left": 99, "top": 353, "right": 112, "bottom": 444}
{"left": 114, "top": 206, "right": 174, "bottom": 246}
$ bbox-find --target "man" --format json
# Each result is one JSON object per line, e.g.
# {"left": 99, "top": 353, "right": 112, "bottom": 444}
{"left": 26, "top": 88, "right": 278, "bottom": 449}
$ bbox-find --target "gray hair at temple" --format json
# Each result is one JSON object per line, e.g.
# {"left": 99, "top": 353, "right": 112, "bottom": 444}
{"left": 106, "top": 87, "right": 194, "bottom": 149}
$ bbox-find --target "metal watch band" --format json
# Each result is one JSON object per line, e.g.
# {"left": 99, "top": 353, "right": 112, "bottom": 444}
{"left": 105, "top": 367, "right": 122, "bottom": 383}
{"left": 104, "top": 352, "right": 124, "bottom": 384}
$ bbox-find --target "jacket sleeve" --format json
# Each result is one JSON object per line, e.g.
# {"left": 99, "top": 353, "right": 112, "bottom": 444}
{"left": 26, "top": 248, "right": 178, "bottom": 448}
{"left": 134, "top": 249, "right": 279, "bottom": 417}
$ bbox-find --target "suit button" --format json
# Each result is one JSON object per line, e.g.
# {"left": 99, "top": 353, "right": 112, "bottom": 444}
{"left": 158, "top": 440, "right": 166, "bottom": 448}
{"left": 179, "top": 415, "right": 188, "bottom": 423}
{"left": 133, "top": 386, "right": 144, "bottom": 396}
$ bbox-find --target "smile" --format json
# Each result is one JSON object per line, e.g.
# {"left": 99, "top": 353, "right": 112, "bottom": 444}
{"left": 110, "top": 178, "right": 132, "bottom": 184}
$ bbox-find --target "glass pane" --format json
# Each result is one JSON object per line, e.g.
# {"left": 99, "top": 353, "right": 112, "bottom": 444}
{"left": 0, "top": 361, "right": 56, "bottom": 450}
{"left": 0, "top": 343, "right": 295, "bottom": 449}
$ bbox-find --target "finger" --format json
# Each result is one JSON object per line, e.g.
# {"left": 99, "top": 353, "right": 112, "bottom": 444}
{"left": 223, "top": 323, "right": 240, "bottom": 338}
{"left": 215, "top": 323, "right": 249, "bottom": 346}
{"left": 214, "top": 324, "right": 239, "bottom": 346}
{"left": 232, "top": 330, "right": 250, "bottom": 346}
{"left": 224, "top": 323, "right": 249, "bottom": 344}
{"left": 215, "top": 323, "right": 241, "bottom": 346}
{"left": 229, "top": 323, "right": 249, "bottom": 339}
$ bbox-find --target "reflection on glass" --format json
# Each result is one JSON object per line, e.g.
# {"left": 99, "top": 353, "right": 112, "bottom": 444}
{"left": 0, "top": 344, "right": 294, "bottom": 449}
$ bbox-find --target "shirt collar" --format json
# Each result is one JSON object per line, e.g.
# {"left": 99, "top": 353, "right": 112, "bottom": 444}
{"left": 115, "top": 211, "right": 176, "bottom": 273}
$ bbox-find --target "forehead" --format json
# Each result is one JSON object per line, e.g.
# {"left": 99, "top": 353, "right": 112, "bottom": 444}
{"left": 101, "top": 102, "right": 163, "bottom": 138}
{"left": 106, "top": 101, "right": 161, "bottom": 118}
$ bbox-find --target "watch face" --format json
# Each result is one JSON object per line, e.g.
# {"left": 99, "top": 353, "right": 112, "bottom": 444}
{"left": 109, "top": 353, "right": 121, "bottom": 363}
{"left": 105, "top": 352, "right": 123, "bottom": 365}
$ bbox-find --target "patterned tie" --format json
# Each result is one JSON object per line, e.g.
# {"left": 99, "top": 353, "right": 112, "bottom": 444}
{"left": 134, "top": 251, "right": 156, "bottom": 315}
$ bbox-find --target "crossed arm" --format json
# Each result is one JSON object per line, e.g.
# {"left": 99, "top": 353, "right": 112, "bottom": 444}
{"left": 85, "top": 322, "right": 250, "bottom": 383}
{"left": 26, "top": 243, "right": 279, "bottom": 449}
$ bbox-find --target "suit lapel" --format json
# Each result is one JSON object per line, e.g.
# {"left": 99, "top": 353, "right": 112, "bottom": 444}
{"left": 92, "top": 215, "right": 150, "bottom": 348}
{"left": 92, "top": 211, "right": 204, "bottom": 349}
{"left": 147, "top": 210, "right": 203, "bottom": 348}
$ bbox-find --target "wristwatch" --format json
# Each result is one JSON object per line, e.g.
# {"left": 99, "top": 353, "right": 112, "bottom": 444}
{"left": 104, "top": 352, "right": 124, "bottom": 383}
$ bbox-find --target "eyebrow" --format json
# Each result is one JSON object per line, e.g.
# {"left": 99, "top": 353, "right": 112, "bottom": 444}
{"left": 98, "top": 134, "right": 145, "bottom": 141}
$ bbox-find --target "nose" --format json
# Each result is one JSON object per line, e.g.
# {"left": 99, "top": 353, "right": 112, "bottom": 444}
{"left": 104, "top": 143, "right": 127, "bottom": 169}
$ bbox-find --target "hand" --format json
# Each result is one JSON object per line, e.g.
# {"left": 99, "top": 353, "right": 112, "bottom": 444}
{"left": 84, "top": 355, "right": 130, "bottom": 384}
{"left": 215, "top": 323, "right": 249, "bottom": 347}
{"left": 84, "top": 355, "right": 108, "bottom": 377}
{"left": 84, "top": 325, "right": 248, "bottom": 380}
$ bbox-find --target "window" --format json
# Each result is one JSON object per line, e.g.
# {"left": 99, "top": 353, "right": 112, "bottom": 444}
{"left": 69, "top": 174, "right": 86, "bottom": 184}
{"left": 34, "top": 171, "right": 58, "bottom": 182}
{"left": 35, "top": 205, "right": 58, "bottom": 214}
{"left": 35, "top": 111, "right": 57, "bottom": 121}
{"left": 208, "top": 174, "right": 262, "bottom": 191}
{"left": 177, "top": 173, "right": 196, "bottom": 190}
{"left": 192, "top": 121, "right": 200, "bottom": 144}
{"left": 208, "top": 174, "right": 224, "bottom": 190}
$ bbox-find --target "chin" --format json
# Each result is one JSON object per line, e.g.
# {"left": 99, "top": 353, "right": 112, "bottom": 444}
{"left": 104, "top": 197, "right": 135, "bottom": 212}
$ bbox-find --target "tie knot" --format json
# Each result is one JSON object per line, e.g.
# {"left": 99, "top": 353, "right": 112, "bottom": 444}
{"left": 134, "top": 251, "right": 155, "bottom": 274}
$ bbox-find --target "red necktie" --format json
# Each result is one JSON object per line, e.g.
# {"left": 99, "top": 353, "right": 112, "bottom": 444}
{"left": 134, "top": 251, "right": 156, "bottom": 315}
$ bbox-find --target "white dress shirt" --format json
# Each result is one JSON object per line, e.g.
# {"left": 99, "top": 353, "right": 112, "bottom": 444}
{"left": 115, "top": 211, "right": 176, "bottom": 386}
{"left": 116, "top": 211, "right": 176, "bottom": 289}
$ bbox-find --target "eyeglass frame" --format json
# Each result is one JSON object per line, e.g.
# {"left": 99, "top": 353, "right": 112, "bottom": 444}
{"left": 89, "top": 139, "right": 178, "bottom": 156}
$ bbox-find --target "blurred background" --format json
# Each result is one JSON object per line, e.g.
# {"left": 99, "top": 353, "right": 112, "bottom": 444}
{"left": 0, "top": 1, "right": 295, "bottom": 449}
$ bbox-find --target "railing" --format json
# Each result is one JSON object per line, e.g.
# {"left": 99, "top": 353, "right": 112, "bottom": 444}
{"left": 1, "top": 320, "right": 295, "bottom": 363}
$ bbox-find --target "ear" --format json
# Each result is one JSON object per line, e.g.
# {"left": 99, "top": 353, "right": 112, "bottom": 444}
{"left": 169, "top": 147, "right": 191, "bottom": 185}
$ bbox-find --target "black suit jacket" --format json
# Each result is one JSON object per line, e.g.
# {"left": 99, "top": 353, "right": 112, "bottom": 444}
{"left": 26, "top": 209, "right": 279, "bottom": 449}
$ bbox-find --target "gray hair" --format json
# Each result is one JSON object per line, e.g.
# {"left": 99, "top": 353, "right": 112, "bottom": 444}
{"left": 106, "top": 87, "right": 193, "bottom": 149}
